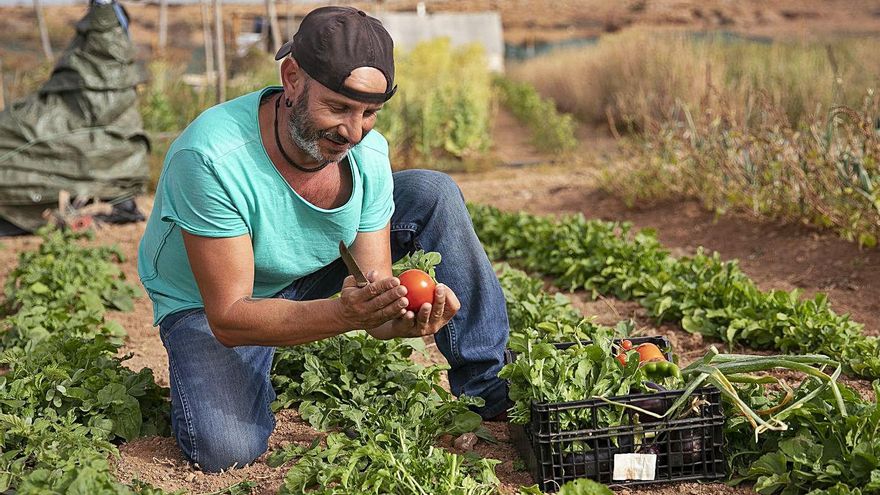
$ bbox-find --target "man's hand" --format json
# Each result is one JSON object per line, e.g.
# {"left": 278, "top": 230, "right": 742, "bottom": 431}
{"left": 380, "top": 282, "right": 461, "bottom": 339}
{"left": 336, "top": 272, "right": 409, "bottom": 330}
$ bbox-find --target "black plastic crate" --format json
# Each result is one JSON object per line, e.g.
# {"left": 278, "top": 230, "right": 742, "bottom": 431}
{"left": 504, "top": 335, "right": 674, "bottom": 366}
{"left": 509, "top": 387, "right": 726, "bottom": 492}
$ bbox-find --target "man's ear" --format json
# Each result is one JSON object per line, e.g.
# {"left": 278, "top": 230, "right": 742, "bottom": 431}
{"left": 280, "top": 57, "right": 304, "bottom": 96}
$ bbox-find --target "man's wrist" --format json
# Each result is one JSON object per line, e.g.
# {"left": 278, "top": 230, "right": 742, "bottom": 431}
{"left": 327, "top": 297, "right": 356, "bottom": 333}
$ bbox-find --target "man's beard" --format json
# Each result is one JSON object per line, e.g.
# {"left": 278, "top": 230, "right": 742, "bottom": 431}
{"left": 286, "top": 85, "right": 351, "bottom": 165}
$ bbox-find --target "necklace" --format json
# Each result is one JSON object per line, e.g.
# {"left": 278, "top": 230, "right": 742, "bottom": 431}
{"left": 273, "top": 93, "right": 332, "bottom": 173}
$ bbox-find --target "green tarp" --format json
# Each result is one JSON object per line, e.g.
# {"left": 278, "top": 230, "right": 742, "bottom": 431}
{"left": 0, "top": 1, "right": 149, "bottom": 233}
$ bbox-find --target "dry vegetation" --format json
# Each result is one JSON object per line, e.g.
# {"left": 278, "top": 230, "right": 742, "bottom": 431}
{"left": 507, "top": 30, "right": 880, "bottom": 246}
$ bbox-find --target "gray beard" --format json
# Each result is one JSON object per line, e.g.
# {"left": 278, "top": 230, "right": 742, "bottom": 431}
{"left": 285, "top": 89, "right": 348, "bottom": 166}
{"left": 287, "top": 112, "right": 330, "bottom": 165}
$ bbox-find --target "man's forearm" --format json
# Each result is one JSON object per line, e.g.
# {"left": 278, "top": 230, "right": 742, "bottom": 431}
{"left": 209, "top": 297, "right": 352, "bottom": 347}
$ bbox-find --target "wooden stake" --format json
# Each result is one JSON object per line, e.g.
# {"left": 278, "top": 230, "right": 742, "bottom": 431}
{"left": 265, "top": 0, "right": 281, "bottom": 54}
{"left": 284, "top": 0, "right": 292, "bottom": 41}
{"left": 213, "top": 0, "right": 226, "bottom": 103}
{"left": 0, "top": 58, "right": 5, "bottom": 112}
{"left": 34, "top": 0, "right": 53, "bottom": 60}
{"left": 201, "top": 0, "right": 214, "bottom": 81}
{"left": 158, "top": 0, "right": 168, "bottom": 55}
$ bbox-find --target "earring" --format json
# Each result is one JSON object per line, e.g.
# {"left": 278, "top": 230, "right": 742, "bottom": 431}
{"left": 284, "top": 97, "right": 293, "bottom": 108}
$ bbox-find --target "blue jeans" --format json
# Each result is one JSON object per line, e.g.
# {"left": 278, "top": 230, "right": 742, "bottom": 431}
{"left": 158, "top": 169, "right": 511, "bottom": 472}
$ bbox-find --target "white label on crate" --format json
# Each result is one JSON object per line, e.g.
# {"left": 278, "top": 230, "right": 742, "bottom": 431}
{"left": 612, "top": 453, "right": 657, "bottom": 481}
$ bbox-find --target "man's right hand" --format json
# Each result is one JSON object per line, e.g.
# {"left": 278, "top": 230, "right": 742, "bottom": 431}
{"left": 336, "top": 271, "right": 409, "bottom": 330}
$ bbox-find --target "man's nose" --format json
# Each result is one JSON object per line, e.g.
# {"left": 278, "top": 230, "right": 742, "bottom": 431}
{"left": 337, "top": 114, "right": 364, "bottom": 144}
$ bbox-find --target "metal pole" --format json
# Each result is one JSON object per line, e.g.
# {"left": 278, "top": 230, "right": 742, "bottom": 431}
{"left": 213, "top": 0, "right": 227, "bottom": 103}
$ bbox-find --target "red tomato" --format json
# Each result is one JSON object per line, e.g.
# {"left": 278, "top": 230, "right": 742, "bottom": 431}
{"left": 398, "top": 269, "right": 436, "bottom": 312}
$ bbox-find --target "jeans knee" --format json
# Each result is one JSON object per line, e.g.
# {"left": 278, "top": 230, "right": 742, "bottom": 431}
{"left": 395, "top": 169, "right": 465, "bottom": 212}
{"left": 191, "top": 426, "right": 269, "bottom": 472}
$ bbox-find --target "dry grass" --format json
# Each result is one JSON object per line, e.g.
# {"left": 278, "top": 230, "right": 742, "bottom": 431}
{"left": 605, "top": 92, "right": 880, "bottom": 246}
{"left": 508, "top": 29, "right": 880, "bottom": 130}
{"left": 508, "top": 29, "right": 880, "bottom": 246}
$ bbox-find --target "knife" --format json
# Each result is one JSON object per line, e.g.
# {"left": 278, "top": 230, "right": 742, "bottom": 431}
{"left": 339, "top": 240, "right": 369, "bottom": 288}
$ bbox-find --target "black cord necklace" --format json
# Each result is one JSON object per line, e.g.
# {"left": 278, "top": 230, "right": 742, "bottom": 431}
{"left": 274, "top": 93, "right": 331, "bottom": 173}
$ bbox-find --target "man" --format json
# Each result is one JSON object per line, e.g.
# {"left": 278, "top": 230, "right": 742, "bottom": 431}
{"left": 138, "top": 6, "right": 510, "bottom": 472}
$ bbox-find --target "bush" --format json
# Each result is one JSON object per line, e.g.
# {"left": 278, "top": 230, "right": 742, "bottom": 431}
{"left": 376, "top": 38, "right": 493, "bottom": 169}
{"left": 494, "top": 76, "right": 578, "bottom": 153}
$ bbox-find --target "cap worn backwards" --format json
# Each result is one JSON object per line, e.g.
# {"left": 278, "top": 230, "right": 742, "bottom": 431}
{"left": 275, "top": 6, "right": 397, "bottom": 104}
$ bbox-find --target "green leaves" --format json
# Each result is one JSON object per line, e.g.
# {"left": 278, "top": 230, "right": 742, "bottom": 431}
{"left": 272, "top": 332, "right": 482, "bottom": 445}
{"left": 499, "top": 333, "right": 668, "bottom": 428}
{"left": 494, "top": 76, "right": 578, "bottom": 153}
{"left": 277, "top": 432, "right": 500, "bottom": 495}
{"left": 271, "top": 249, "right": 505, "bottom": 493}
{"left": 0, "top": 227, "right": 169, "bottom": 493}
{"left": 392, "top": 250, "right": 442, "bottom": 278}
{"left": 470, "top": 203, "right": 880, "bottom": 379}
{"left": 5, "top": 227, "right": 138, "bottom": 315}
{"left": 724, "top": 375, "right": 880, "bottom": 495}
{"left": 519, "top": 478, "right": 613, "bottom": 495}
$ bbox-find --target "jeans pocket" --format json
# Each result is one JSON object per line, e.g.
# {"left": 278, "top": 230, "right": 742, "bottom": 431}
{"left": 159, "top": 308, "right": 203, "bottom": 344}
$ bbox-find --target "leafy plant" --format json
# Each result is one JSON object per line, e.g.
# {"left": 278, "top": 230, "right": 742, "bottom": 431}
{"left": 4, "top": 227, "right": 138, "bottom": 316}
{"left": 494, "top": 76, "right": 578, "bottom": 153}
{"left": 727, "top": 380, "right": 880, "bottom": 495}
{"left": 277, "top": 432, "right": 499, "bottom": 495}
{"left": 501, "top": 328, "right": 679, "bottom": 428}
{"left": 0, "top": 227, "right": 169, "bottom": 493}
{"left": 393, "top": 250, "right": 443, "bottom": 278}
{"left": 0, "top": 335, "right": 169, "bottom": 442}
{"left": 470, "top": 203, "right": 880, "bottom": 379}
{"left": 377, "top": 38, "right": 493, "bottom": 169}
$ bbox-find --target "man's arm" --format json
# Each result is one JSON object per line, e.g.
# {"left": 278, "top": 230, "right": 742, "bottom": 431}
{"left": 182, "top": 231, "right": 406, "bottom": 347}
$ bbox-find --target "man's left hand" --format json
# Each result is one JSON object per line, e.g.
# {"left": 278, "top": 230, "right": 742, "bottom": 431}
{"left": 373, "top": 283, "right": 461, "bottom": 339}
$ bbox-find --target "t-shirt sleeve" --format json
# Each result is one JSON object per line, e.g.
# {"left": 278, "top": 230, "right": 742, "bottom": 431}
{"left": 358, "top": 136, "right": 395, "bottom": 232}
{"left": 158, "top": 148, "right": 250, "bottom": 238}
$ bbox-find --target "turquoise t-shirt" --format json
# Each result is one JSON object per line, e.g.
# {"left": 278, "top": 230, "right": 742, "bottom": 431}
{"left": 137, "top": 86, "right": 394, "bottom": 325}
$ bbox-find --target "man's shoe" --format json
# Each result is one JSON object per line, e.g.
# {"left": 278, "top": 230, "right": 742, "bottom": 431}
{"left": 486, "top": 410, "right": 508, "bottom": 422}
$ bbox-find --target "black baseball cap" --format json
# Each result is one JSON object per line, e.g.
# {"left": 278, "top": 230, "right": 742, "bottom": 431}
{"left": 275, "top": 6, "right": 397, "bottom": 104}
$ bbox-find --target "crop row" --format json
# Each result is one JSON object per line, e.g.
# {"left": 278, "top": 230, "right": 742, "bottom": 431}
{"left": 0, "top": 236, "right": 595, "bottom": 494}
{"left": 0, "top": 228, "right": 173, "bottom": 493}
{"left": 490, "top": 235, "right": 880, "bottom": 494}
{"left": 15, "top": 222, "right": 872, "bottom": 494}
{"left": 269, "top": 252, "right": 522, "bottom": 494}
{"left": 469, "top": 203, "right": 880, "bottom": 380}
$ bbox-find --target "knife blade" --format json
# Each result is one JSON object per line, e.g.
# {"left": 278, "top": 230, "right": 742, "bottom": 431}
{"left": 338, "top": 240, "right": 369, "bottom": 288}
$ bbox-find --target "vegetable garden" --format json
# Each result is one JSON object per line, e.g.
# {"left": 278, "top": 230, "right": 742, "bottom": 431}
{"left": 1, "top": 195, "right": 878, "bottom": 494}
{"left": 2, "top": 2, "right": 880, "bottom": 493}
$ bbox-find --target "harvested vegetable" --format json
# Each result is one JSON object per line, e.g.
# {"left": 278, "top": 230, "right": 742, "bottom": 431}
{"left": 398, "top": 269, "right": 436, "bottom": 312}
